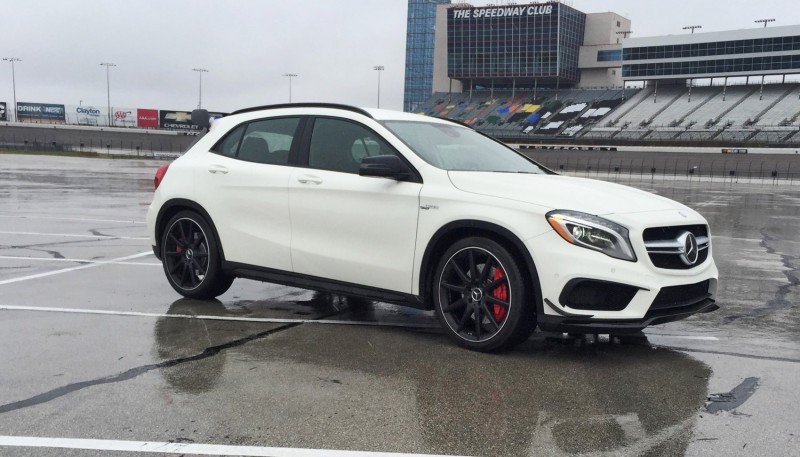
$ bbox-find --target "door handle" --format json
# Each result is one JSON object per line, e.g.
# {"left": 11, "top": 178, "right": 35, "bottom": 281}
{"left": 208, "top": 165, "right": 229, "bottom": 174}
{"left": 297, "top": 175, "right": 323, "bottom": 185}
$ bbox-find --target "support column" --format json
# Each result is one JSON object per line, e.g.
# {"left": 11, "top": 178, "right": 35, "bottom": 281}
{"left": 723, "top": 77, "right": 728, "bottom": 102}
{"left": 654, "top": 80, "right": 658, "bottom": 103}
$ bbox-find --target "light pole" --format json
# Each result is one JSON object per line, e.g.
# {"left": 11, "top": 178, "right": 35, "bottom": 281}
{"left": 99, "top": 62, "right": 116, "bottom": 126}
{"left": 755, "top": 18, "right": 775, "bottom": 28}
{"left": 192, "top": 68, "right": 208, "bottom": 109}
{"left": 373, "top": 65, "right": 384, "bottom": 108}
{"left": 3, "top": 57, "right": 21, "bottom": 122}
{"left": 282, "top": 73, "right": 297, "bottom": 103}
{"left": 683, "top": 25, "right": 702, "bottom": 34}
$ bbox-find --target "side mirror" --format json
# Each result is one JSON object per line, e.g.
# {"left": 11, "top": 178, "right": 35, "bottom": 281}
{"left": 359, "top": 155, "right": 410, "bottom": 180}
{"left": 191, "top": 109, "right": 210, "bottom": 129}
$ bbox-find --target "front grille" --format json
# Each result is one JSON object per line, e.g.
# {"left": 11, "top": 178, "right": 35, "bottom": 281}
{"left": 651, "top": 280, "right": 711, "bottom": 310}
{"left": 643, "top": 224, "right": 709, "bottom": 270}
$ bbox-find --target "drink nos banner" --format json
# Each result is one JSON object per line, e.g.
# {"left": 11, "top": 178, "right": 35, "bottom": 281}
{"left": 17, "top": 102, "right": 66, "bottom": 124}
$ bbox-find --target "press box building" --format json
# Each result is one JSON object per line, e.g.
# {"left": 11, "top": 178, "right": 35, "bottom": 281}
{"left": 403, "top": 0, "right": 630, "bottom": 111}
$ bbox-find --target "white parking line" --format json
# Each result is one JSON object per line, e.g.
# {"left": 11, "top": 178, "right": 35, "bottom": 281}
{"left": 0, "top": 436, "right": 469, "bottom": 457}
{"left": 0, "top": 214, "right": 146, "bottom": 224}
{"left": 0, "top": 255, "right": 160, "bottom": 266}
{"left": 0, "top": 251, "right": 153, "bottom": 286}
{"left": 646, "top": 335, "right": 719, "bottom": 341}
{"left": 0, "top": 305, "right": 440, "bottom": 329}
{"left": 0, "top": 230, "right": 148, "bottom": 240}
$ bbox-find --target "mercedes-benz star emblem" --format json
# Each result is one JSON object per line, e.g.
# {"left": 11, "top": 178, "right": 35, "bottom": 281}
{"left": 470, "top": 288, "right": 483, "bottom": 303}
{"left": 677, "top": 231, "right": 699, "bottom": 265}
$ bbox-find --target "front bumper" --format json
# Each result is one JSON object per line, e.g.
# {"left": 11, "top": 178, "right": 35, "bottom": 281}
{"left": 538, "top": 297, "right": 718, "bottom": 334}
{"left": 527, "top": 226, "right": 719, "bottom": 333}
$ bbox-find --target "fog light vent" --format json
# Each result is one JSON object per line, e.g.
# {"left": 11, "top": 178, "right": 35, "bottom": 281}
{"left": 559, "top": 279, "right": 639, "bottom": 311}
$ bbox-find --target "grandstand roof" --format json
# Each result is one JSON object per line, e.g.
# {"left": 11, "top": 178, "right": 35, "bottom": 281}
{"left": 623, "top": 24, "right": 800, "bottom": 48}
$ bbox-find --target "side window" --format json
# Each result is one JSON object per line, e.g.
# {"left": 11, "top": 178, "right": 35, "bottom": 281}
{"left": 213, "top": 124, "right": 246, "bottom": 157}
{"left": 308, "top": 118, "right": 396, "bottom": 174}
{"left": 237, "top": 117, "right": 300, "bottom": 165}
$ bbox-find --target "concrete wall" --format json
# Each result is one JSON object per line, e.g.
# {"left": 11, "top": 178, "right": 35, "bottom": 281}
{"left": 577, "top": 12, "right": 629, "bottom": 88}
{"left": 578, "top": 68, "right": 623, "bottom": 88}
{"left": 583, "top": 12, "right": 630, "bottom": 46}
{"left": 432, "top": 4, "right": 462, "bottom": 95}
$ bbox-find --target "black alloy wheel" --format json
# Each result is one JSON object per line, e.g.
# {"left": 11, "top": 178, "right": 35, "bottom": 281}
{"left": 161, "top": 211, "right": 233, "bottom": 299}
{"left": 434, "top": 237, "right": 536, "bottom": 351}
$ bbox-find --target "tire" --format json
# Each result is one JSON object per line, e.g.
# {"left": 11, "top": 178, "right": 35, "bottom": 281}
{"left": 432, "top": 237, "right": 536, "bottom": 352}
{"left": 160, "top": 210, "right": 233, "bottom": 299}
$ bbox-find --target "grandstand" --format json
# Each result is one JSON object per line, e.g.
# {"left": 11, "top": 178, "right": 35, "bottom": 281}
{"left": 415, "top": 80, "right": 800, "bottom": 146}
{"left": 411, "top": 6, "right": 800, "bottom": 148}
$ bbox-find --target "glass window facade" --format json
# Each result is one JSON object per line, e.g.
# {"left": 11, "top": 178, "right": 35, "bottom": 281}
{"left": 446, "top": 3, "right": 586, "bottom": 83}
{"left": 623, "top": 54, "right": 800, "bottom": 78}
{"left": 621, "top": 32, "right": 800, "bottom": 79}
{"left": 623, "top": 36, "right": 800, "bottom": 61}
{"left": 404, "top": 0, "right": 451, "bottom": 112}
{"left": 597, "top": 49, "right": 622, "bottom": 62}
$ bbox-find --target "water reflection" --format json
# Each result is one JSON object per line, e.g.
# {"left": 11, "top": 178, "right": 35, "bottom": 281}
{"left": 153, "top": 297, "right": 711, "bottom": 456}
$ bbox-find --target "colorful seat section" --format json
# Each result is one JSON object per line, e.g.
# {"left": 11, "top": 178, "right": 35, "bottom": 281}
{"left": 415, "top": 88, "right": 628, "bottom": 139}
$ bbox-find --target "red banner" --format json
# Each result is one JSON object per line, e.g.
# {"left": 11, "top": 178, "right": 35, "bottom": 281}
{"left": 137, "top": 108, "right": 158, "bottom": 128}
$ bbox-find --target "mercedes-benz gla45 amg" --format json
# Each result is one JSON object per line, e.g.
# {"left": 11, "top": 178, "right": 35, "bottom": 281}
{"left": 147, "top": 104, "right": 718, "bottom": 351}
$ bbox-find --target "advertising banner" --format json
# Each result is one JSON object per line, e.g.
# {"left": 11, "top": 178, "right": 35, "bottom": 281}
{"left": 65, "top": 106, "right": 138, "bottom": 127}
{"left": 111, "top": 107, "right": 137, "bottom": 127}
{"left": 137, "top": 109, "right": 158, "bottom": 128}
{"left": 159, "top": 110, "right": 199, "bottom": 131}
{"left": 65, "top": 105, "right": 107, "bottom": 126}
{"left": 0, "top": 102, "right": 6, "bottom": 121}
{"left": 17, "top": 102, "right": 66, "bottom": 124}
{"left": 159, "top": 110, "right": 226, "bottom": 130}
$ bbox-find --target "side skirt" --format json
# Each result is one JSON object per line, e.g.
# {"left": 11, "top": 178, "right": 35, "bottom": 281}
{"left": 222, "top": 261, "right": 427, "bottom": 310}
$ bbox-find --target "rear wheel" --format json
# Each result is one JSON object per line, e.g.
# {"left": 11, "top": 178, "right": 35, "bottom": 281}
{"left": 433, "top": 237, "right": 536, "bottom": 352}
{"left": 161, "top": 210, "right": 233, "bottom": 299}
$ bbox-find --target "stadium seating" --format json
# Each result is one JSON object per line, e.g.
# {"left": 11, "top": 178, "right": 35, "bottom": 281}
{"left": 415, "top": 82, "right": 800, "bottom": 146}
{"left": 755, "top": 85, "right": 800, "bottom": 127}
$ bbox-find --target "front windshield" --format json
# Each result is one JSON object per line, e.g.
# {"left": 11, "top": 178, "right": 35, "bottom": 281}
{"left": 382, "top": 120, "right": 546, "bottom": 174}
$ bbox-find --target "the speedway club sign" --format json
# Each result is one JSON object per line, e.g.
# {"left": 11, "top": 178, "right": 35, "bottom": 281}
{"left": 17, "top": 102, "right": 66, "bottom": 123}
{"left": 451, "top": 3, "right": 554, "bottom": 19}
{"left": 0, "top": 102, "right": 6, "bottom": 121}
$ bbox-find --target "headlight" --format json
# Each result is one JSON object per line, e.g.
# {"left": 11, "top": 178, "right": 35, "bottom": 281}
{"left": 546, "top": 210, "right": 637, "bottom": 262}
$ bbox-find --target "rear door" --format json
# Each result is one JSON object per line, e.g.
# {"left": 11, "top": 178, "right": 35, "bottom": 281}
{"left": 193, "top": 117, "right": 303, "bottom": 271}
{"left": 288, "top": 117, "right": 422, "bottom": 293}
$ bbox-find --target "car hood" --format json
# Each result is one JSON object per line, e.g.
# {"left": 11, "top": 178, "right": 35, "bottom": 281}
{"left": 447, "top": 171, "right": 686, "bottom": 215}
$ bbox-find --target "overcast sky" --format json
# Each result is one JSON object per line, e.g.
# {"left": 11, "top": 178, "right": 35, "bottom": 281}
{"left": 1, "top": 0, "right": 798, "bottom": 113}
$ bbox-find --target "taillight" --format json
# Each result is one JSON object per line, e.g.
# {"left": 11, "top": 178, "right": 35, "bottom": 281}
{"left": 154, "top": 163, "right": 171, "bottom": 190}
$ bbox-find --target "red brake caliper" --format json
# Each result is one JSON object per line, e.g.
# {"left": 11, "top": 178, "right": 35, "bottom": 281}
{"left": 491, "top": 267, "right": 508, "bottom": 322}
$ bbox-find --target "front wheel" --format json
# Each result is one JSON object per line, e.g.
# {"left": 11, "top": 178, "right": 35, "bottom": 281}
{"left": 161, "top": 210, "right": 233, "bottom": 299}
{"left": 433, "top": 237, "right": 536, "bottom": 352}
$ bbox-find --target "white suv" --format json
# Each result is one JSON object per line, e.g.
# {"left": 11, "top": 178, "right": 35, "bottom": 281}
{"left": 146, "top": 104, "right": 718, "bottom": 351}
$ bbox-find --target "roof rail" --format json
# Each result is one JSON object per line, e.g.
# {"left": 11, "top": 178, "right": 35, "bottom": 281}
{"left": 231, "top": 103, "right": 373, "bottom": 118}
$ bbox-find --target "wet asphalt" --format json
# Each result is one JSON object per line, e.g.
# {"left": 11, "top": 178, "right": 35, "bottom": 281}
{"left": 0, "top": 154, "right": 798, "bottom": 456}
